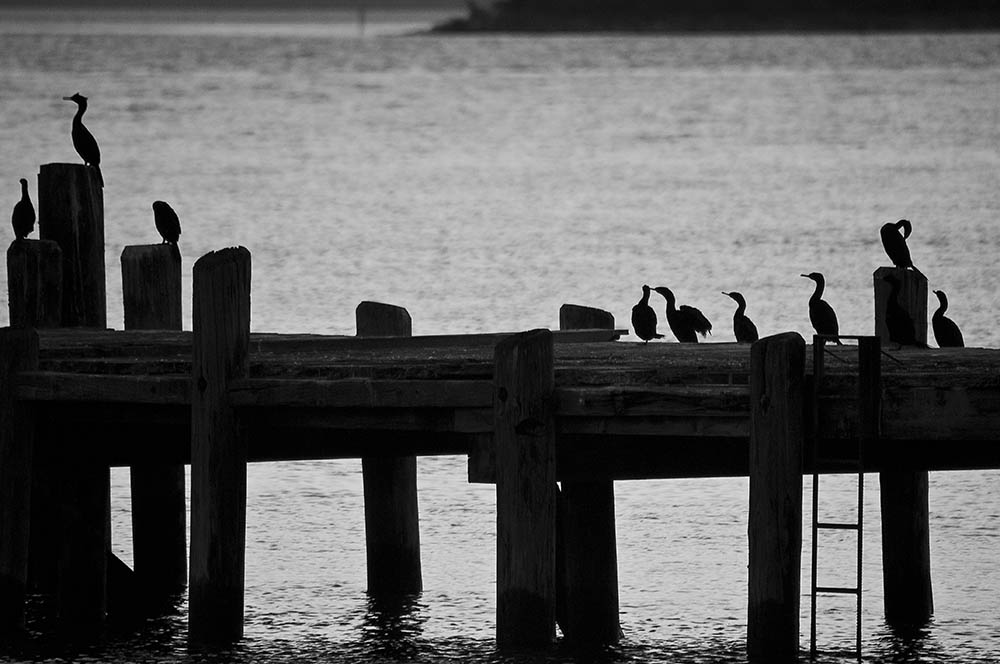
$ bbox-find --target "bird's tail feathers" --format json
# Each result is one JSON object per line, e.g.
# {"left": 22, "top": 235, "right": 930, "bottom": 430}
{"left": 92, "top": 163, "right": 104, "bottom": 188}
{"left": 169, "top": 241, "right": 181, "bottom": 263}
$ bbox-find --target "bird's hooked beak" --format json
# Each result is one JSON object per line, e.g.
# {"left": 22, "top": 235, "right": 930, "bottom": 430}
{"left": 62, "top": 96, "right": 73, "bottom": 101}
{"left": 721, "top": 291, "right": 730, "bottom": 297}
{"left": 800, "top": 274, "right": 809, "bottom": 278}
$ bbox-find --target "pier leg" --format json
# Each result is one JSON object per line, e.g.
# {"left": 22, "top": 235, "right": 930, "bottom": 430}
{"left": 494, "top": 329, "right": 556, "bottom": 649}
{"left": 189, "top": 247, "right": 251, "bottom": 643}
{"left": 873, "top": 267, "right": 933, "bottom": 627}
{"left": 122, "top": 245, "right": 186, "bottom": 608}
{"left": 0, "top": 328, "right": 39, "bottom": 631}
{"left": 6, "top": 240, "right": 62, "bottom": 329}
{"left": 556, "top": 304, "right": 619, "bottom": 645}
{"left": 357, "top": 302, "right": 422, "bottom": 597}
{"left": 748, "top": 332, "right": 805, "bottom": 663}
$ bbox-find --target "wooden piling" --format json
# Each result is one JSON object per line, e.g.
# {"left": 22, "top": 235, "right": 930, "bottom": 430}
{"left": 122, "top": 245, "right": 186, "bottom": 605}
{"left": 494, "top": 329, "right": 556, "bottom": 649}
{"left": 873, "top": 266, "right": 927, "bottom": 346}
{"left": 748, "top": 332, "right": 805, "bottom": 663}
{"left": 556, "top": 304, "right": 620, "bottom": 645}
{"left": 37, "top": 163, "right": 106, "bottom": 328}
{"left": 6, "top": 240, "right": 63, "bottom": 329}
{"left": 189, "top": 247, "right": 251, "bottom": 643}
{"left": 356, "top": 301, "right": 422, "bottom": 596}
{"left": 0, "top": 328, "right": 39, "bottom": 630}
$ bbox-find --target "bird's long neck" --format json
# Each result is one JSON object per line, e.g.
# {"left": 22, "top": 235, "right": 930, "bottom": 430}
{"left": 810, "top": 279, "right": 824, "bottom": 302}
{"left": 20, "top": 180, "right": 28, "bottom": 200}
{"left": 935, "top": 292, "right": 948, "bottom": 316}
{"left": 73, "top": 102, "right": 86, "bottom": 124}
{"left": 664, "top": 292, "right": 676, "bottom": 312}
{"left": 733, "top": 299, "right": 746, "bottom": 317}
{"left": 640, "top": 288, "right": 650, "bottom": 306}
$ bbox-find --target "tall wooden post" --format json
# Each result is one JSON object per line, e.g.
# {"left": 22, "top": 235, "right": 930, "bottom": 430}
{"left": 356, "top": 301, "right": 422, "bottom": 596}
{"left": 37, "top": 163, "right": 106, "bottom": 328}
{"left": 122, "top": 245, "right": 186, "bottom": 607}
{"left": 748, "top": 332, "right": 805, "bottom": 663}
{"left": 873, "top": 266, "right": 933, "bottom": 627}
{"left": 189, "top": 247, "right": 250, "bottom": 643}
{"left": 0, "top": 328, "right": 39, "bottom": 630}
{"left": 494, "top": 329, "right": 556, "bottom": 649}
{"left": 6, "top": 240, "right": 63, "bottom": 328}
{"left": 556, "top": 304, "right": 620, "bottom": 645}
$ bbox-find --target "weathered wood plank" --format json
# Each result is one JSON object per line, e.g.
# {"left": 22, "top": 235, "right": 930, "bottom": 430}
{"left": 7, "top": 239, "right": 63, "bottom": 329}
{"left": 16, "top": 372, "right": 190, "bottom": 404}
{"left": 122, "top": 245, "right": 182, "bottom": 331}
{"left": 229, "top": 378, "right": 493, "bottom": 409}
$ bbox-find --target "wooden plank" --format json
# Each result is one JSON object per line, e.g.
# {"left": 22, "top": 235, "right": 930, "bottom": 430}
{"left": 228, "top": 378, "right": 493, "bottom": 409}
{"left": 16, "top": 372, "right": 190, "bottom": 404}
{"left": 494, "top": 329, "right": 556, "bottom": 649}
{"left": 6, "top": 239, "right": 63, "bottom": 328}
{"left": 189, "top": 247, "right": 251, "bottom": 643}
{"left": 121, "top": 245, "right": 182, "bottom": 331}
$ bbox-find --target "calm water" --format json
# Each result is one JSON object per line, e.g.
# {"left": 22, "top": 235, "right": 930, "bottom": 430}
{"left": 1, "top": 10, "right": 999, "bottom": 663}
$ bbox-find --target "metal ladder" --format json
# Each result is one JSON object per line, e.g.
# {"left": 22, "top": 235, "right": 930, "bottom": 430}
{"left": 809, "top": 335, "right": 881, "bottom": 660}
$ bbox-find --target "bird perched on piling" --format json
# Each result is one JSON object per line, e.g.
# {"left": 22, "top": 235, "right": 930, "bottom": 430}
{"left": 153, "top": 200, "right": 181, "bottom": 261}
{"left": 63, "top": 93, "right": 103, "bottom": 188}
{"left": 11, "top": 178, "right": 35, "bottom": 240}
{"left": 882, "top": 274, "right": 925, "bottom": 348}
{"left": 653, "top": 286, "right": 712, "bottom": 343}
{"left": 722, "top": 291, "right": 758, "bottom": 343}
{"left": 931, "top": 289, "right": 964, "bottom": 348}
{"left": 631, "top": 284, "right": 663, "bottom": 343}
{"left": 801, "top": 272, "right": 842, "bottom": 344}
{"left": 880, "top": 219, "right": 922, "bottom": 276}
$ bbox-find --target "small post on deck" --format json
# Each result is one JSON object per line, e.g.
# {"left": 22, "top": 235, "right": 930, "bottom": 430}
{"left": 748, "top": 332, "right": 805, "bottom": 663}
{"left": 556, "top": 304, "right": 620, "bottom": 645}
{"left": 356, "top": 301, "right": 422, "bottom": 597}
{"left": 873, "top": 266, "right": 933, "bottom": 627}
{"left": 122, "top": 245, "right": 186, "bottom": 607}
{"left": 494, "top": 329, "right": 557, "bottom": 649}
{"left": 189, "top": 247, "right": 251, "bottom": 643}
{"left": 0, "top": 328, "right": 39, "bottom": 631}
{"left": 6, "top": 240, "right": 63, "bottom": 329}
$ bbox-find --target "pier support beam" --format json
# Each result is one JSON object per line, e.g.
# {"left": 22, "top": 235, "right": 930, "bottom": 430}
{"left": 6, "top": 240, "right": 62, "bottom": 329}
{"left": 0, "top": 328, "right": 39, "bottom": 631}
{"left": 748, "top": 332, "right": 805, "bottom": 663}
{"left": 122, "top": 245, "right": 186, "bottom": 609}
{"left": 189, "top": 247, "right": 251, "bottom": 643}
{"left": 873, "top": 267, "right": 933, "bottom": 627}
{"left": 556, "top": 304, "right": 620, "bottom": 646}
{"left": 494, "top": 329, "right": 556, "bottom": 649}
{"left": 356, "top": 301, "right": 422, "bottom": 597}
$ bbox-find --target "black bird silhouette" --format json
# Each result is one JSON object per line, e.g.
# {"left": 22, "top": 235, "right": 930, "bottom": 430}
{"left": 11, "top": 178, "right": 35, "bottom": 240}
{"left": 801, "top": 272, "right": 842, "bottom": 344}
{"left": 722, "top": 291, "right": 758, "bottom": 343}
{"left": 653, "top": 286, "right": 712, "bottom": 343}
{"left": 631, "top": 284, "right": 663, "bottom": 343}
{"left": 931, "top": 289, "right": 964, "bottom": 348}
{"left": 882, "top": 274, "right": 925, "bottom": 348}
{"left": 153, "top": 200, "right": 181, "bottom": 262}
{"left": 880, "top": 219, "right": 923, "bottom": 276}
{"left": 63, "top": 93, "right": 103, "bottom": 188}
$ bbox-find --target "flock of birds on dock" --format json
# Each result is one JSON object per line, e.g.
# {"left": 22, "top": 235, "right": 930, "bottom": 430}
{"left": 632, "top": 216, "right": 965, "bottom": 348}
{"left": 9, "top": 93, "right": 182, "bottom": 259}
{"left": 7, "top": 95, "right": 965, "bottom": 349}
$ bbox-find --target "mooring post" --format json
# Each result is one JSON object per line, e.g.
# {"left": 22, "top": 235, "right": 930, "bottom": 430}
{"left": 6, "top": 240, "right": 63, "bottom": 329}
{"left": 37, "top": 163, "right": 106, "bottom": 328}
{"left": 494, "top": 328, "right": 556, "bottom": 649}
{"left": 873, "top": 267, "right": 933, "bottom": 627}
{"left": 189, "top": 247, "right": 251, "bottom": 643}
{"left": 748, "top": 331, "right": 805, "bottom": 663}
{"left": 556, "top": 304, "right": 620, "bottom": 645}
{"left": 121, "top": 245, "right": 186, "bottom": 607}
{"left": 0, "top": 328, "right": 39, "bottom": 631}
{"left": 355, "top": 301, "right": 422, "bottom": 597}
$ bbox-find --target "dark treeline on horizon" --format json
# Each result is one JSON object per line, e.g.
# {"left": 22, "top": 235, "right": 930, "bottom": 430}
{"left": 496, "top": 0, "right": 998, "bottom": 13}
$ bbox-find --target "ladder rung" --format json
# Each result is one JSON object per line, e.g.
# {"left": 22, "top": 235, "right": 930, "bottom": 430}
{"left": 816, "top": 521, "right": 860, "bottom": 530}
{"left": 815, "top": 586, "right": 860, "bottom": 595}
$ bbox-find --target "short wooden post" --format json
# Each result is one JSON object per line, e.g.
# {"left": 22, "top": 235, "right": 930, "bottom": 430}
{"left": 356, "top": 301, "right": 422, "bottom": 597}
{"left": 189, "top": 247, "right": 251, "bottom": 643}
{"left": 494, "top": 329, "right": 556, "bottom": 649}
{"left": 37, "top": 163, "right": 106, "bottom": 328}
{"left": 873, "top": 267, "right": 933, "bottom": 627}
{"left": 748, "top": 332, "right": 805, "bottom": 663}
{"left": 0, "top": 328, "right": 39, "bottom": 630}
{"left": 122, "top": 245, "right": 186, "bottom": 606}
{"left": 556, "top": 304, "right": 620, "bottom": 645}
{"left": 6, "top": 240, "right": 63, "bottom": 328}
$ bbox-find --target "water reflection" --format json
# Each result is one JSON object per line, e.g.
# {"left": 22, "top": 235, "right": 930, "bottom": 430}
{"left": 361, "top": 592, "right": 427, "bottom": 660}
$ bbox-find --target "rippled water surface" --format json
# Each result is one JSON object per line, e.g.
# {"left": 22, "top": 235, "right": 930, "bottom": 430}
{"left": 1, "top": 10, "right": 999, "bottom": 664}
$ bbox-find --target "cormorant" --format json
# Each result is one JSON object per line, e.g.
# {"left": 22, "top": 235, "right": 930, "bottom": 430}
{"left": 631, "top": 284, "right": 663, "bottom": 343}
{"left": 722, "top": 291, "right": 758, "bottom": 343}
{"left": 11, "top": 178, "right": 35, "bottom": 240}
{"left": 153, "top": 200, "right": 181, "bottom": 262}
{"left": 63, "top": 93, "right": 104, "bottom": 188}
{"left": 882, "top": 274, "right": 924, "bottom": 348}
{"left": 931, "top": 289, "right": 964, "bottom": 348}
{"left": 653, "top": 286, "right": 712, "bottom": 343}
{"left": 880, "top": 219, "right": 922, "bottom": 276}
{"left": 801, "top": 272, "right": 842, "bottom": 344}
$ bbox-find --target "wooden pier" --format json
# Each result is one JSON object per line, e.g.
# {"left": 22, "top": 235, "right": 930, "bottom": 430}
{"left": 2, "top": 165, "right": 1000, "bottom": 660}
